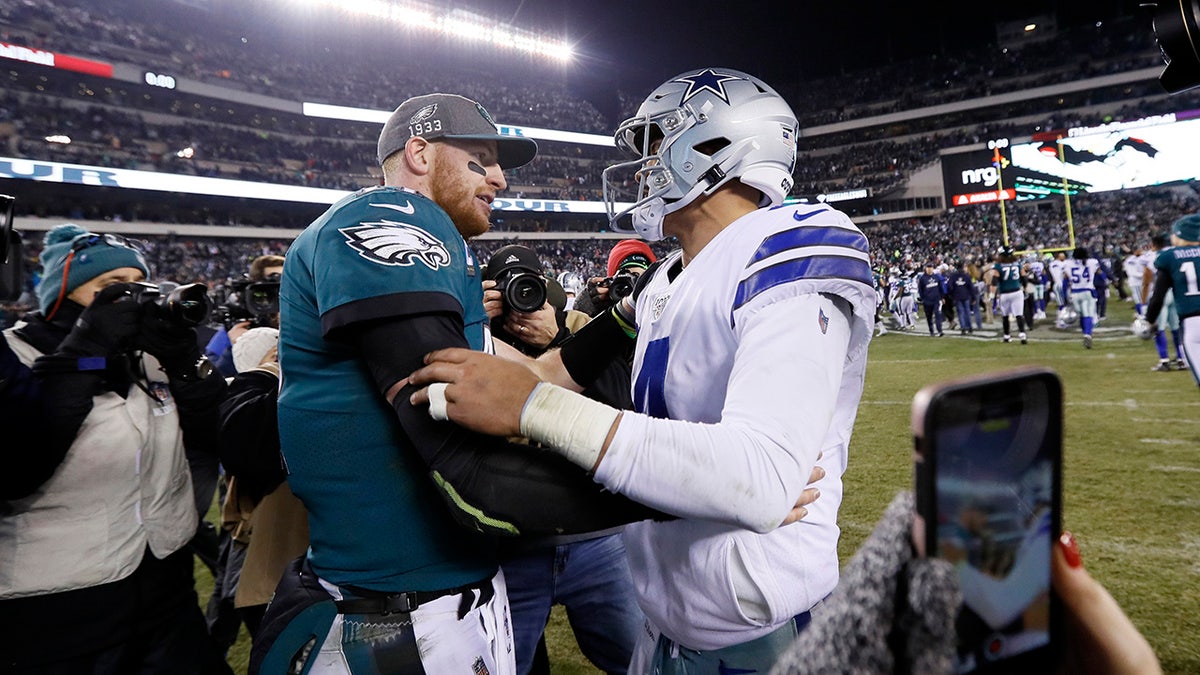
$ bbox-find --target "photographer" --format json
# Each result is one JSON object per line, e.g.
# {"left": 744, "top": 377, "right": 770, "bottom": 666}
{"left": 485, "top": 245, "right": 570, "bottom": 358}
{"left": 0, "top": 224, "right": 231, "bottom": 674}
{"left": 204, "top": 254, "right": 284, "bottom": 378}
{"left": 572, "top": 239, "right": 657, "bottom": 319}
{"left": 483, "top": 243, "right": 646, "bottom": 675}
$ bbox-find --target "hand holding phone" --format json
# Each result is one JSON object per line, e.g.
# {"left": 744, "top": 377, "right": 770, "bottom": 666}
{"left": 912, "top": 366, "right": 1063, "bottom": 674}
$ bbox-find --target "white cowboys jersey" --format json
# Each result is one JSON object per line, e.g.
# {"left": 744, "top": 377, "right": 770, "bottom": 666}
{"left": 1048, "top": 259, "right": 1066, "bottom": 284}
{"left": 594, "top": 203, "right": 875, "bottom": 650}
{"left": 1066, "top": 257, "right": 1100, "bottom": 294}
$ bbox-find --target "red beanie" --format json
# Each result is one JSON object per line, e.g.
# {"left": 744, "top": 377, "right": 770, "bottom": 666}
{"left": 607, "top": 239, "right": 657, "bottom": 278}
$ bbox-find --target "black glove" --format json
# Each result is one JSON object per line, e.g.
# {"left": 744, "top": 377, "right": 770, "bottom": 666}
{"left": 135, "top": 314, "right": 201, "bottom": 377}
{"left": 58, "top": 283, "right": 145, "bottom": 357}
{"left": 770, "top": 492, "right": 960, "bottom": 675}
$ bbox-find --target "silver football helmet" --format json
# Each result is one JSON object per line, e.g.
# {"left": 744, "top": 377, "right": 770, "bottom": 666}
{"left": 1131, "top": 316, "right": 1154, "bottom": 339}
{"left": 1057, "top": 305, "right": 1079, "bottom": 327}
{"left": 557, "top": 271, "right": 584, "bottom": 296}
{"left": 602, "top": 68, "right": 798, "bottom": 241}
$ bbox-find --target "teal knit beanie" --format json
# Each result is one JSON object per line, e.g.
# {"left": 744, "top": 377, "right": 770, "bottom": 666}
{"left": 37, "top": 224, "right": 150, "bottom": 314}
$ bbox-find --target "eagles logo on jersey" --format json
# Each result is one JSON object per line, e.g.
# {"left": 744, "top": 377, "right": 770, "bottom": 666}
{"left": 339, "top": 220, "right": 452, "bottom": 270}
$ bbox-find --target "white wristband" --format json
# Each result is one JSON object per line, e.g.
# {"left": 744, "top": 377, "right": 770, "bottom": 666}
{"left": 519, "top": 382, "right": 620, "bottom": 471}
{"left": 427, "top": 382, "right": 449, "bottom": 421}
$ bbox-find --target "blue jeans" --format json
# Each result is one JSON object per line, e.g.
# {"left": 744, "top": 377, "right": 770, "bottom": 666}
{"left": 954, "top": 299, "right": 976, "bottom": 331}
{"left": 501, "top": 534, "right": 643, "bottom": 674}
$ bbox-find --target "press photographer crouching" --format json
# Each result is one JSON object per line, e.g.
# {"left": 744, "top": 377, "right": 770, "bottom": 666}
{"left": 0, "top": 224, "right": 231, "bottom": 674}
{"left": 484, "top": 244, "right": 571, "bottom": 357}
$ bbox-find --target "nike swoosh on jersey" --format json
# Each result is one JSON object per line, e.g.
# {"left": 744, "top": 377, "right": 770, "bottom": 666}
{"left": 371, "top": 201, "right": 416, "bottom": 215}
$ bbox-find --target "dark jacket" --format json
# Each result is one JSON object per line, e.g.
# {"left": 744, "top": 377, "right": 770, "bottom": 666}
{"left": 917, "top": 272, "right": 947, "bottom": 304}
{"left": 946, "top": 271, "right": 977, "bottom": 303}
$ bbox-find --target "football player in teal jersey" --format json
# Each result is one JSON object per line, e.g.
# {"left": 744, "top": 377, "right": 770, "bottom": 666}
{"left": 253, "top": 94, "right": 659, "bottom": 674}
{"left": 1146, "top": 215, "right": 1200, "bottom": 386}
{"left": 991, "top": 246, "right": 1028, "bottom": 344}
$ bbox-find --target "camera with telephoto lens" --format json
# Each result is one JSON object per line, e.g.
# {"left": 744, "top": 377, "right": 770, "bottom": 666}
{"left": 492, "top": 267, "right": 547, "bottom": 313}
{"left": 128, "top": 281, "right": 212, "bottom": 327}
{"left": 209, "top": 273, "right": 280, "bottom": 329}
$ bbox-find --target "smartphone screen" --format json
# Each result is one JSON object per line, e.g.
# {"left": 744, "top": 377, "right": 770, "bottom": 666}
{"left": 913, "top": 368, "right": 1062, "bottom": 674}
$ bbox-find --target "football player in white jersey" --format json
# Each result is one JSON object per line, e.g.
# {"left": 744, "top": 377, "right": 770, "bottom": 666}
{"left": 1065, "top": 246, "right": 1101, "bottom": 349}
{"left": 1125, "top": 246, "right": 1149, "bottom": 314}
{"left": 1047, "top": 252, "right": 1067, "bottom": 311}
{"left": 1142, "top": 233, "right": 1187, "bottom": 371}
{"left": 1136, "top": 243, "right": 1158, "bottom": 315}
{"left": 1028, "top": 254, "right": 1047, "bottom": 319}
{"left": 409, "top": 67, "right": 875, "bottom": 672}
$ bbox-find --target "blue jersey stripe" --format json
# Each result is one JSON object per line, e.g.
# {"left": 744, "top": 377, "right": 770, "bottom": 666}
{"left": 750, "top": 225, "right": 869, "bottom": 266}
{"left": 734, "top": 254, "right": 872, "bottom": 312}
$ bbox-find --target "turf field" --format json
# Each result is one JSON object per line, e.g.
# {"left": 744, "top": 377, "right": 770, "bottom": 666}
{"left": 199, "top": 299, "right": 1199, "bottom": 674}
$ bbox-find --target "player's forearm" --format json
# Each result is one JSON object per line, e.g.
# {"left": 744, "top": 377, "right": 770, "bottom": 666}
{"left": 596, "top": 293, "right": 848, "bottom": 531}
{"left": 595, "top": 412, "right": 829, "bottom": 532}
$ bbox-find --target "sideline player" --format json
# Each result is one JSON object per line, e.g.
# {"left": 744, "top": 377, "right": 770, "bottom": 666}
{"left": 1142, "top": 233, "right": 1187, "bottom": 371}
{"left": 1048, "top": 251, "right": 1067, "bottom": 312}
{"left": 410, "top": 68, "right": 875, "bottom": 671}
{"left": 255, "top": 93, "right": 664, "bottom": 674}
{"left": 992, "top": 246, "right": 1027, "bottom": 344}
{"left": 1064, "top": 247, "right": 1100, "bottom": 349}
{"left": 1145, "top": 215, "right": 1200, "bottom": 387}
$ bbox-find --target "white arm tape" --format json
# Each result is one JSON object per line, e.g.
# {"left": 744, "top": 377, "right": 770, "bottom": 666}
{"left": 427, "top": 382, "right": 449, "bottom": 421}
{"left": 519, "top": 382, "right": 620, "bottom": 471}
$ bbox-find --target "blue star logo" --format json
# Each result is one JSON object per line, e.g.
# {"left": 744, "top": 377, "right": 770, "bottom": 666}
{"left": 672, "top": 69, "right": 742, "bottom": 105}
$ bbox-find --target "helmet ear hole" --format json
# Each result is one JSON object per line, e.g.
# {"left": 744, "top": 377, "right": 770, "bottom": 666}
{"left": 695, "top": 138, "right": 731, "bottom": 156}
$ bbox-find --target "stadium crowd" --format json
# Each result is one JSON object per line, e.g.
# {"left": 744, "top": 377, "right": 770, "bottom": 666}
{"left": 4, "top": 0, "right": 1200, "bottom": 202}
{"left": 0, "top": 1, "right": 1186, "bottom": 673}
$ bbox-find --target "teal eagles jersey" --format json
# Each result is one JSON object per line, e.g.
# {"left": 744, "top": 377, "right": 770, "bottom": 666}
{"left": 278, "top": 186, "right": 495, "bottom": 592}
{"left": 994, "top": 261, "right": 1022, "bottom": 293}
{"left": 1156, "top": 245, "right": 1200, "bottom": 318}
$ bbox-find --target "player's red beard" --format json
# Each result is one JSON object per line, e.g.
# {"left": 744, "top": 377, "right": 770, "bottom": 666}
{"left": 431, "top": 151, "right": 491, "bottom": 239}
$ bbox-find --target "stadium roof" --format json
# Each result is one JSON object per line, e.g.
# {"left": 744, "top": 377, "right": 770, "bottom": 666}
{"left": 489, "top": 0, "right": 1142, "bottom": 90}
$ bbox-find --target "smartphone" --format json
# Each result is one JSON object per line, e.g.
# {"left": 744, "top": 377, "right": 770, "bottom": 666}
{"left": 912, "top": 366, "right": 1063, "bottom": 674}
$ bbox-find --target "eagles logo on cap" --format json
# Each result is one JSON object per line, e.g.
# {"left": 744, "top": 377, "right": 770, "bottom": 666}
{"left": 409, "top": 103, "right": 438, "bottom": 125}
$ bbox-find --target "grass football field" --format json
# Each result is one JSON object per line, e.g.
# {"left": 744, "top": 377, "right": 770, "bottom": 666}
{"left": 199, "top": 300, "right": 1199, "bottom": 674}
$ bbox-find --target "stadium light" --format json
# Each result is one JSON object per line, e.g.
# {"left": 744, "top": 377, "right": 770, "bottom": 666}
{"left": 290, "top": 0, "right": 573, "bottom": 62}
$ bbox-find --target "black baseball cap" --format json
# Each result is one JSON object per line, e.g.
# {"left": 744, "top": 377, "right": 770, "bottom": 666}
{"left": 485, "top": 244, "right": 542, "bottom": 279}
{"left": 377, "top": 93, "right": 538, "bottom": 169}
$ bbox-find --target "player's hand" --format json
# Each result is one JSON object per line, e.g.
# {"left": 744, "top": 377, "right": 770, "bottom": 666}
{"left": 482, "top": 280, "right": 505, "bottom": 320}
{"left": 505, "top": 302, "right": 558, "bottom": 349}
{"left": 409, "top": 348, "right": 540, "bottom": 437}
{"left": 780, "top": 457, "right": 825, "bottom": 526}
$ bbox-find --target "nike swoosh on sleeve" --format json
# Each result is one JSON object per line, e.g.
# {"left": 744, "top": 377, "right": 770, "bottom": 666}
{"left": 371, "top": 201, "right": 416, "bottom": 215}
